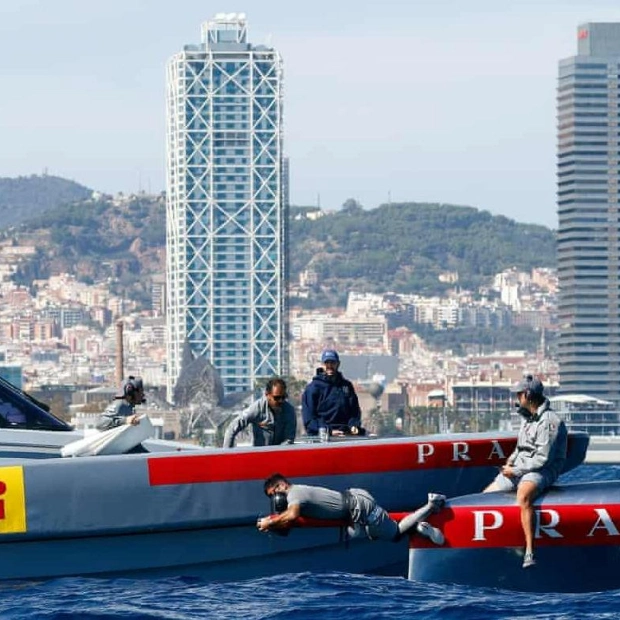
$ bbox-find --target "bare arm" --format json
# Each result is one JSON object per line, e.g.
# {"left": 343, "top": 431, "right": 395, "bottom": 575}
{"left": 257, "top": 502, "right": 301, "bottom": 531}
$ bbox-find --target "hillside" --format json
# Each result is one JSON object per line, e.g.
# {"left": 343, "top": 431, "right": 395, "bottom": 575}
{"left": 0, "top": 175, "right": 93, "bottom": 229}
{"left": 290, "top": 201, "right": 555, "bottom": 305}
{"left": 14, "top": 194, "right": 166, "bottom": 306}
{"left": 4, "top": 188, "right": 555, "bottom": 309}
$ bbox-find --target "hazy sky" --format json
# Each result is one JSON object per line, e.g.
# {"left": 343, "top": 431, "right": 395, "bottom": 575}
{"left": 1, "top": 1, "right": 619, "bottom": 228}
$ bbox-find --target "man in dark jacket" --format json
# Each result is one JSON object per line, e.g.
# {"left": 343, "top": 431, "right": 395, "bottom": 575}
{"left": 301, "top": 349, "right": 365, "bottom": 437}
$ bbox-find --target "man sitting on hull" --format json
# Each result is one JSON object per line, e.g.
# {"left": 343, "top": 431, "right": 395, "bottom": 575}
{"left": 484, "top": 374, "right": 567, "bottom": 569}
{"left": 257, "top": 473, "right": 446, "bottom": 545}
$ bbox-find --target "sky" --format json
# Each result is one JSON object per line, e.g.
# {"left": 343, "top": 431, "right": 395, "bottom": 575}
{"left": 1, "top": 1, "right": 619, "bottom": 228}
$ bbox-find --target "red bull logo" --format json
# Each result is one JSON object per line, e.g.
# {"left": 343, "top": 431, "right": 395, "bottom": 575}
{"left": 0, "top": 466, "right": 27, "bottom": 533}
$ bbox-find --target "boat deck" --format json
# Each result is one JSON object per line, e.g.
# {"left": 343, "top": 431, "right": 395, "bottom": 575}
{"left": 585, "top": 436, "right": 620, "bottom": 464}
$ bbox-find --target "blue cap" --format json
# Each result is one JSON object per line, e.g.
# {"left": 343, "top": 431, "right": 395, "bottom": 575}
{"left": 510, "top": 374, "right": 544, "bottom": 397}
{"left": 321, "top": 349, "right": 340, "bottom": 363}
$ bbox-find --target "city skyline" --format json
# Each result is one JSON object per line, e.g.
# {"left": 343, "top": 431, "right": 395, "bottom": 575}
{"left": 1, "top": 1, "right": 619, "bottom": 229}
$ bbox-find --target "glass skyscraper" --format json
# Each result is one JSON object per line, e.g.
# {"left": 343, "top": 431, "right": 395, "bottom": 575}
{"left": 165, "top": 13, "right": 287, "bottom": 399}
{"left": 557, "top": 23, "right": 620, "bottom": 404}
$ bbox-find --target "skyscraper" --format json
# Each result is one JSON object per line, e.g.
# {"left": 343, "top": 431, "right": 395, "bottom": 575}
{"left": 557, "top": 23, "right": 620, "bottom": 404}
{"left": 165, "top": 13, "right": 287, "bottom": 399}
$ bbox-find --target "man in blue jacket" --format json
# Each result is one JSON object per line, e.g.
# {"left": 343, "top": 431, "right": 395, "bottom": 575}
{"left": 301, "top": 349, "right": 365, "bottom": 437}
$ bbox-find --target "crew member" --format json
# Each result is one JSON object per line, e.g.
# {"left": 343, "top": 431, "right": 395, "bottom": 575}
{"left": 258, "top": 473, "right": 446, "bottom": 545}
{"left": 301, "top": 349, "right": 364, "bottom": 437}
{"left": 223, "top": 378, "right": 297, "bottom": 448}
{"left": 484, "top": 374, "right": 567, "bottom": 569}
{"left": 96, "top": 375, "right": 145, "bottom": 431}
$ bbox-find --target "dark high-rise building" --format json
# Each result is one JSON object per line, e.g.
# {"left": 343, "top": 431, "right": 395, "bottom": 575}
{"left": 557, "top": 23, "right": 620, "bottom": 404}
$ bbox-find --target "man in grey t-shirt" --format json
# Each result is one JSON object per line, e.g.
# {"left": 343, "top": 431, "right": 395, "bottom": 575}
{"left": 257, "top": 473, "right": 446, "bottom": 545}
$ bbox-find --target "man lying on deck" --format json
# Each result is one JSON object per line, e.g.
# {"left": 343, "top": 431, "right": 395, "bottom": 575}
{"left": 257, "top": 473, "right": 446, "bottom": 544}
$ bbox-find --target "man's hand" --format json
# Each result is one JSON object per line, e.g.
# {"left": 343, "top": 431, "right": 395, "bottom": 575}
{"left": 257, "top": 517, "right": 271, "bottom": 532}
{"left": 331, "top": 429, "right": 344, "bottom": 436}
{"left": 126, "top": 414, "right": 140, "bottom": 426}
{"left": 501, "top": 464, "right": 515, "bottom": 478}
{"left": 350, "top": 426, "right": 359, "bottom": 435}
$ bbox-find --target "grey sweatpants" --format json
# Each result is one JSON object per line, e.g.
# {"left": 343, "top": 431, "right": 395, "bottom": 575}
{"left": 347, "top": 488, "right": 399, "bottom": 541}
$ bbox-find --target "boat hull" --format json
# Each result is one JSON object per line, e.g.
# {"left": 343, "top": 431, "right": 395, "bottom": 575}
{"left": 408, "top": 479, "right": 620, "bottom": 592}
{"left": 0, "top": 432, "right": 589, "bottom": 581}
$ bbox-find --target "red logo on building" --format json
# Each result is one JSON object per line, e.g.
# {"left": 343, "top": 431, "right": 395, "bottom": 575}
{"left": 578, "top": 29, "right": 589, "bottom": 40}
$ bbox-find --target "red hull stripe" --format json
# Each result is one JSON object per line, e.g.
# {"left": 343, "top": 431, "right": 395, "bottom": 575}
{"left": 409, "top": 503, "right": 620, "bottom": 549}
{"left": 148, "top": 438, "right": 517, "bottom": 486}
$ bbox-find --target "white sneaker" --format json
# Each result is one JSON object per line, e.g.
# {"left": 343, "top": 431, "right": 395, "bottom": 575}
{"left": 427, "top": 493, "right": 447, "bottom": 512}
{"left": 522, "top": 551, "right": 536, "bottom": 569}
{"left": 416, "top": 521, "right": 445, "bottom": 545}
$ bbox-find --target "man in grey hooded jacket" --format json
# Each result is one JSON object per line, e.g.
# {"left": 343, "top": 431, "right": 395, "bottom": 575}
{"left": 224, "top": 378, "right": 297, "bottom": 448}
{"left": 484, "top": 374, "right": 567, "bottom": 569}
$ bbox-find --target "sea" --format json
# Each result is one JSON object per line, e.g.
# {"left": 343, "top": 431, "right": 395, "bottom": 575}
{"left": 2, "top": 464, "right": 619, "bottom": 620}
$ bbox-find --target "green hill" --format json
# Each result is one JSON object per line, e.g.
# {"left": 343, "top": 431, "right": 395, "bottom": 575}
{"left": 3, "top": 181, "right": 555, "bottom": 310}
{"left": 13, "top": 194, "right": 165, "bottom": 306}
{"left": 0, "top": 175, "right": 93, "bottom": 228}
{"left": 290, "top": 201, "right": 555, "bottom": 306}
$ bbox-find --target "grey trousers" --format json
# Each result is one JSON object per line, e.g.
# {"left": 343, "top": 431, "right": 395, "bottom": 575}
{"left": 346, "top": 488, "right": 399, "bottom": 541}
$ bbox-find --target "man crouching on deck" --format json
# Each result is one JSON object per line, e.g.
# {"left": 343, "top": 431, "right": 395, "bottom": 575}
{"left": 484, "top": 374, "right": 567, "bottom": 569}
{"left": 257, "top": 473, "right": 446, "bottom": 545}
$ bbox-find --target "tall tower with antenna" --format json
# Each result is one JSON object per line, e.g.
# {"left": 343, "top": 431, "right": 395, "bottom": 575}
{"left": 165, "top": 13, "right": 287, "bottom": 399}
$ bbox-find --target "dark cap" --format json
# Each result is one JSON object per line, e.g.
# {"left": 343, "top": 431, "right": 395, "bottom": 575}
{"left": 116, "top": 376, "right": 144, "bottom": 398}
{"left": 510, "top": 374, "right": 544, "bottom": 397}
{"left": 321, "top": 349, "right": 340, "bottom": 363}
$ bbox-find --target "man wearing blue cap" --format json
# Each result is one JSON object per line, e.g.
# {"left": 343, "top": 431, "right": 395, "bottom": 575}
{"left": 301, "top": 349, "right": 365, "bottom": 437}
{"left": 484, "top": 374, "right": 567, "bottom": 569}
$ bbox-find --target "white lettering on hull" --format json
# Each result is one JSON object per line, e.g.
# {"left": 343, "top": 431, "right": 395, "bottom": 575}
{"left": 468, "top": 506, "right": 620, "bottom": 543}
{"left": 487, "top": 440, "right": 506, "bottom": 460}
{"left": 587, "top": 508, "right": 620, "bottom": 537}
{"left": 536, "top": 509, "right": 563, "bottom": 538}
{"left": 473, "top": 510, "right": 504, "bottom": 541}
{"left": 452, "top": 442, "right": 471, "bottom": 462}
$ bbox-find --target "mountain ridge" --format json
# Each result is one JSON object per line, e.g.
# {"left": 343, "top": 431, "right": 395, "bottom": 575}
{"left": 0, "top": 175, "right": 556, "bottom": 308}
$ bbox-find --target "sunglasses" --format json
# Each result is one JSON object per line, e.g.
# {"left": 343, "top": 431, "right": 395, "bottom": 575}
{"left": 271, "top": 394, "right": 287, "bottom": 402}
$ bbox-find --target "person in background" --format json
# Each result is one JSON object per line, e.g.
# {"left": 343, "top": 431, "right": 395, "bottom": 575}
{"left": 96, "top": 376, "right": 145, "bottom": 431}
{"left": 301, "top": 349, "right": 365, "bottom": 438}
{"left": 257, "top": 472, "right": 446, "bottom": 545}
{"left": 223, "top": 378, "right": 297, "bottom": 448}
{"left": 483, "top": 374, "right": 567, "bottom": 569}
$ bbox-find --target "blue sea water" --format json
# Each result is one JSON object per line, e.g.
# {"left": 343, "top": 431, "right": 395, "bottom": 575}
{"left": 2, "top": 464, "right": 619, "bottom": 620}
